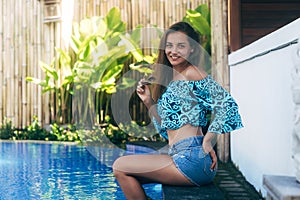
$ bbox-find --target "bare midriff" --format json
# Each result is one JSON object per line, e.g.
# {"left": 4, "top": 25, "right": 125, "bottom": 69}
{"left": 167, "top": 124, "right": 204, "bottom": 146}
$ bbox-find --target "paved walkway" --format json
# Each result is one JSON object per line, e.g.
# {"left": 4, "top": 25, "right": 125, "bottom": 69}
{"left": 128, "top": 141, "right": 264, "bottom": 200}
{"left": 162, "top": 161, "right": 263, "bottom": 200}
{"left": 213, "top": 161, "right": 263, "bottom": 200}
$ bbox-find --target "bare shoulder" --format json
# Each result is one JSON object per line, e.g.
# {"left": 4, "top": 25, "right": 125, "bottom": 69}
{"left": 184, "top": 65, "right": 208, "bottom": 81}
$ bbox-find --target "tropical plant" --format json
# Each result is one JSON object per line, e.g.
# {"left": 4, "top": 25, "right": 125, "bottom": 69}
{"left": 26, "top": 8, "right": 136, "bottom": 126}
{"left": 70, "top": 8, "right": 131, "bottom": 128}
{"left": 27, "top": 6, "right": 162, "bottom": 129}
{"left": 69, "top": 10, "right": 159, "bottom": 127}
{"left": 183, "top": 4, "right": 211, "bottom": 54}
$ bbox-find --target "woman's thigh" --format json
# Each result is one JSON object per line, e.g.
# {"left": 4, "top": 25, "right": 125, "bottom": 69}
{"left": 112, "top": 154, "right": 194, "bottom": 186}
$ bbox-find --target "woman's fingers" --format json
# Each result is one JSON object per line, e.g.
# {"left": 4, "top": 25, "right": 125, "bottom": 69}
{"left": 136, "top": 79, "right": 152, "bottom": 104}
{"left": 136, "top": 79, "right": 145, "bottom": 93}
{"left": 209, "top": 150, "right": 217, "bottom": 170}
{"left": 136, "top": 85, "right": 146, "bottom": 95}
{"left": 136, "top": 87, "right": 144, "bottom": 94}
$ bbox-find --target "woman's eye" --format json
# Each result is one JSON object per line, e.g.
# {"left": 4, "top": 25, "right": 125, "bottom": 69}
{"left": 178, "top": 44, "right": 185, "bottom": 49}
{"left": 165, "top": 44, "right": 172, "bottom": 48}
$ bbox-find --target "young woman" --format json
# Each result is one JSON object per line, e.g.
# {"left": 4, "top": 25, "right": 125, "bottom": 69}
{"left": 113, "top": 22, "right": 243, "bottom": 200}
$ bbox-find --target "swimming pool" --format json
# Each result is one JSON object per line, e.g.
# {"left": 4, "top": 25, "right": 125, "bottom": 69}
{"left": 0, "top": 141, "right": 162, "bottom": 199}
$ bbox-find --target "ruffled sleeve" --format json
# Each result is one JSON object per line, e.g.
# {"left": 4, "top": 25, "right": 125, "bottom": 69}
{"left": 193, "top": 76, "right": 243, "bottom": 134}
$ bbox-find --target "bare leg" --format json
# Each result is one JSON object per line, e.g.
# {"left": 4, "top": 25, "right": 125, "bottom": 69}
{"left": 112, "top": 154, "right": 194, "bottom": 200}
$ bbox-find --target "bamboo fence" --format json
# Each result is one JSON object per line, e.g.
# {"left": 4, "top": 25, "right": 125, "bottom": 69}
{"left": 1, "top": 0, "right": 43, "bottom": 128}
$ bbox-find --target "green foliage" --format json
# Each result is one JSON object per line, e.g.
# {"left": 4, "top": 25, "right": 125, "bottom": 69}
{"left": 0, "top": 118, "right": 14, "bottom": 139}
{"left": 0, "top": 117, "right": 79, "bottom": 142}
{"left": 183, "top": 4, "right": 211, "bottom": 55}
{"left": 78, "top": 124, "right": 129, "bottom": 148}
{"left": 77, "top": 120, "right": 164, "bottom": 148}
{"left": 118, "top": 121, "right": 165, "bottom": 142}
{"left": 103, "top": 124, "right": 129, "bottom": 145}
{"left": 0, "top": 116, "right": 163, "bottom": 145}
{"left": 50, "top": 123, "right": 80, "bottom": 142}
{"left": 22, "top": 117, "right": 55, "bottom": 140}
{"left": 26, "top": 7, "right": 132, "bottom": 125}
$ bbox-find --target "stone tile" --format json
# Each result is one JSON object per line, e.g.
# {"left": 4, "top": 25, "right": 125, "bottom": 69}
{"left": 225, "top": 188, "right": 246, "bottom": 192}
{"left": 162, "top": 183, "right": 225, "bottom": 200}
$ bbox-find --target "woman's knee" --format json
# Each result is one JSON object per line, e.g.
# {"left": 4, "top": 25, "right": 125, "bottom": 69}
{"left": 113, "top": 166, "right": 125, "bottom": 181}
{"left": 112, "top": 156, "right": 125, "bottom": 171}
{"left": 112, "top": 157, "right": 128, "bottom": 179}
{"left": 112, "top": 157, "right": 121, "bottom": 173}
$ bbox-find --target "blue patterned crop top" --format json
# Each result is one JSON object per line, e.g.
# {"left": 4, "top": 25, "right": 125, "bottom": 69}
{"left": 152, "top": 75, "right": 243, "bottom": 139}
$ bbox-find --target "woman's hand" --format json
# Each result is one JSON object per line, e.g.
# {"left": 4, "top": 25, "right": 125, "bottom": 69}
{"left": 209, "top": 149, "right": 217, "bottom": 170}
{"left": 202, "top": 141, "right": 217, "bottom": 170}
{"left": 136, "top": 79, "right": 153, "bottom": 108}
{"left": 203, "top": 132, "right": 218, "bottom": 170}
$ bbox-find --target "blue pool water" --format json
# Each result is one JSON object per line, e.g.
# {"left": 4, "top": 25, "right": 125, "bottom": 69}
{"left": 0, "top": 141, "right": 162, "bottom": 200}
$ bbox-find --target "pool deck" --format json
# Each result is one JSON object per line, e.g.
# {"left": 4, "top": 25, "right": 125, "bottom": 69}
{"left": 128, "top": 141, "right": 263, "bottom": 200}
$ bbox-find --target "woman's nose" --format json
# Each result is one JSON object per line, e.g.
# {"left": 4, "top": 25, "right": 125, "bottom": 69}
{"left": 170, "top": 46, "right": 178, "bottom": 53}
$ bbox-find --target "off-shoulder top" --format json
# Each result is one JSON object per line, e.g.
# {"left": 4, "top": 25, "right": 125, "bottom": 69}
{"left": 152, "top": 75, "right": 243, "bottom": 139}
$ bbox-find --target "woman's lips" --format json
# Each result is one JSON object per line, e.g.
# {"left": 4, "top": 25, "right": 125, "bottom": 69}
{"left": 169, "top": 54, "right": 180, "bottom": 60}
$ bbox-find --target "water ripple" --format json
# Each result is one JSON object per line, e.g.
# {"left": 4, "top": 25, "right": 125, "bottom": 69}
{"left": 0, "top": 142, "right": 162, "bottom": 200}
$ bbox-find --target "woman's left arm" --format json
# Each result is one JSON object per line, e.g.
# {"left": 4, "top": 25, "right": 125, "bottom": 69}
{"left": 201, "top": 78, "right": 243, "bottom": 170}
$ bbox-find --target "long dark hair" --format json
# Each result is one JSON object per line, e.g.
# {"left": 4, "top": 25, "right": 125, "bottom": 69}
{"left": 152, "top": 22, "right": 201, "bottom": 102}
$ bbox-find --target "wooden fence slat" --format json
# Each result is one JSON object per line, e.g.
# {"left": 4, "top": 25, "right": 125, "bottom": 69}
{"left": 6, "top": 0, "right": 12, "bottom": 120}
{"left": 0, "top": 0, "right": 3, "bottom": 124}
{"left": 211, "top": 0, "right": 230, "bottom": 162}
{"left": 21, "top": 1, "right": 27, "bottom": 127}
{"left": 15, "top": 0, "right": 20, "bottom": 126}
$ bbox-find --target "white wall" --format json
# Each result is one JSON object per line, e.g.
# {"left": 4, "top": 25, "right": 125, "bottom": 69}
{"left": 229, "top": 18, "right": 300, "bottom": 196}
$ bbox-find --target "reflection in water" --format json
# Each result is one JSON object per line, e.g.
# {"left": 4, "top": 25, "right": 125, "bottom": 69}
{"left": 0, "top": 142, "right": 162, "bottom": 200}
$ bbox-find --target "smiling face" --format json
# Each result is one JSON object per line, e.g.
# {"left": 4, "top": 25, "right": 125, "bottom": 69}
{"left": 165, "top": 31, "right": 194, "bottom": 69}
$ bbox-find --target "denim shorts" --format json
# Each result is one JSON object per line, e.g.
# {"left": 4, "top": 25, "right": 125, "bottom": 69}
{"left": 168, "top": 135, "right": 217, "bottom": 186}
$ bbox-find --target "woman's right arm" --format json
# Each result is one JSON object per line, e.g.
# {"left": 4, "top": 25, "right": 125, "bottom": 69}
{"left": 136, "top": 79, "right": 161, "bottom": 122}
{"left": 136, "top": 79, "right": 168, "bottom": 139}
